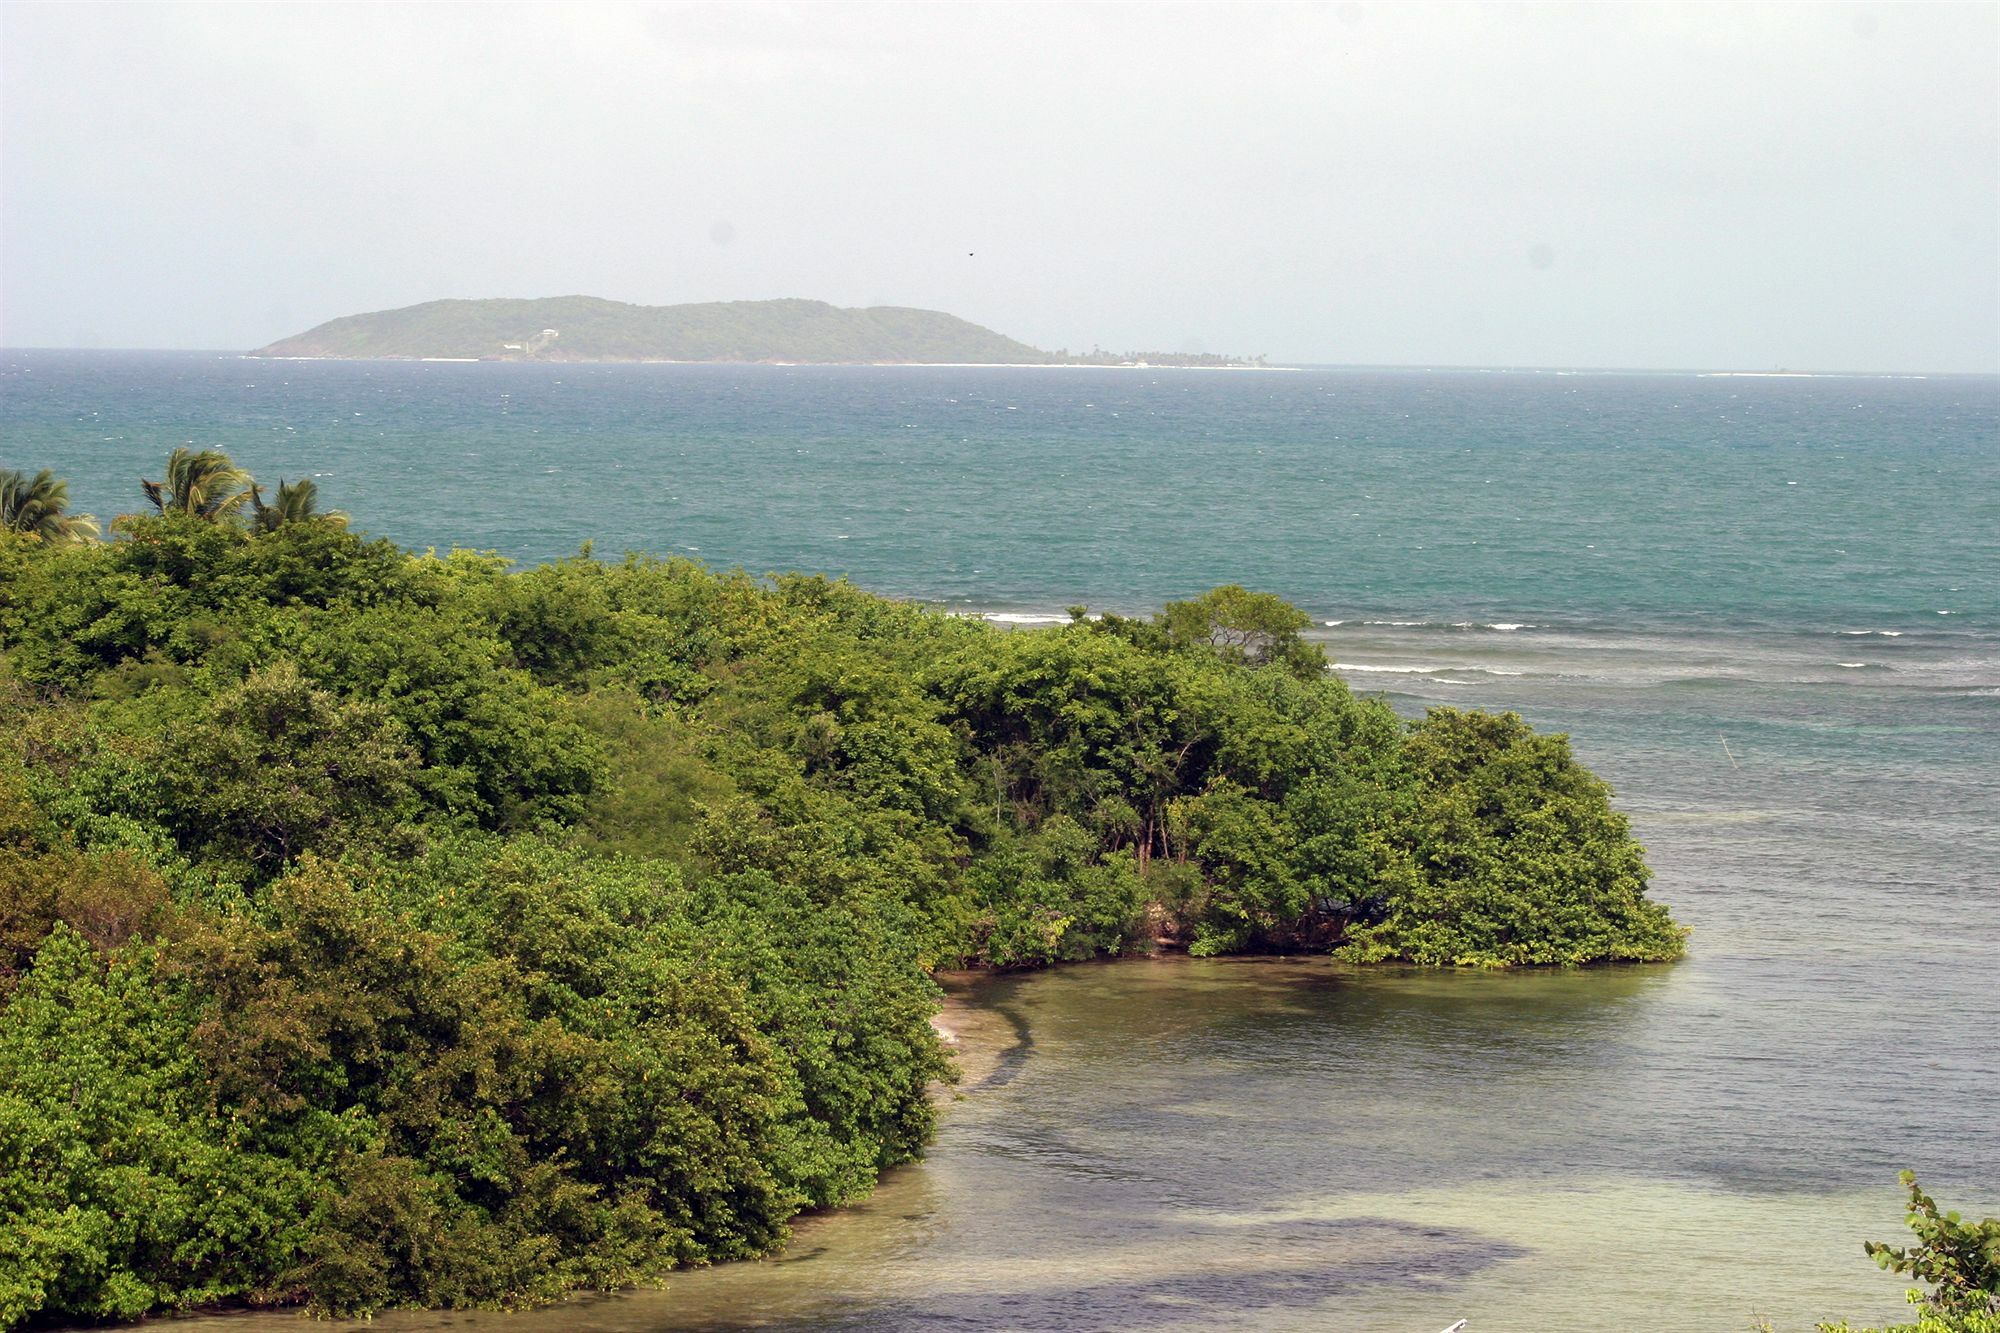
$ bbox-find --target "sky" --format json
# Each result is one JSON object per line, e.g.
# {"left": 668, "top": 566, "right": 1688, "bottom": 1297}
{"left": 1, "top": 1, "right": 1995, "bottom": 372}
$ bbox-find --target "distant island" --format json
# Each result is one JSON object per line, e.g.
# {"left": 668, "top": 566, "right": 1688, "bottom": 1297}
{"left": 249, "top": 296, "right": 1268, "bottom": 368}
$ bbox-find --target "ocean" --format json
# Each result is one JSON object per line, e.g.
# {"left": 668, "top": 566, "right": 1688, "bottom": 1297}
{"left": 5, "top": 351, "right": 1996, "bottom": 1330}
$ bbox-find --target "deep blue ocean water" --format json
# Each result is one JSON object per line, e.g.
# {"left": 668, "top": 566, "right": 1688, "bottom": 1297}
{"left": 6, "top": 352, "right": 1997, "bottom": 1329}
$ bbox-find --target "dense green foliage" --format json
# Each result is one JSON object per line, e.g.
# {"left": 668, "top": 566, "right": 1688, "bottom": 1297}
{"left": 0, "top": 459, "right": 1682, "bottom": 1325}
{"left": 254, "top": 296, "right": 1059, "bottom": 363}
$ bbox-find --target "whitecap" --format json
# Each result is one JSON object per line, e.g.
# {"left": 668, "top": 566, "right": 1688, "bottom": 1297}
{"left": 1330, "top": 662, "right": 1443, "bottom": 674}
{"left": 982, "top": 612, "right": 1072, "bottom": 625}
{"left": 1322, "top": 620, "right": 1345, "bottom": 627}
{"left": 1486, "top": 623, "right": 1533, "bottom": 631}
{"left": 1836, "top": 662, "right": 1868, "bottom": 669}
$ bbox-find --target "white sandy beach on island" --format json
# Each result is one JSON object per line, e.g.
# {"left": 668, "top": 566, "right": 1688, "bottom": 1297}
{"left": 856, "top": 361, "right": 1297, "bottom": 371}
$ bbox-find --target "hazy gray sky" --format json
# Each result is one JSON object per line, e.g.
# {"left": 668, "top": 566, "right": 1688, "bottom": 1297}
{"left": 2, "top": 1, "right": 1995, "bottom": 371}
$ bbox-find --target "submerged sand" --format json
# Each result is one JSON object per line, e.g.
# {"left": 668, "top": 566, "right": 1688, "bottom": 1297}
{"left": 929, "top": 972, "right": 1022, "bottom": 1098}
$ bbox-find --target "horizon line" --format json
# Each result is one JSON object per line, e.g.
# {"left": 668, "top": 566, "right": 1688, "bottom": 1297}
{"left": 2, "top": 345, "right": 1996, "bottom": 379}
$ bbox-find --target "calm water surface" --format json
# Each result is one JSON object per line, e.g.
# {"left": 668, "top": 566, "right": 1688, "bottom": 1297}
{"left": 8, "top": 355, "right": 1995, "bottom": 1330}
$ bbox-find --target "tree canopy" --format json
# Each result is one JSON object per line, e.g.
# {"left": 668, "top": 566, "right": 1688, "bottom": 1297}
{"left": 0, "top": 464, "right": 1684, "bottom": 1326}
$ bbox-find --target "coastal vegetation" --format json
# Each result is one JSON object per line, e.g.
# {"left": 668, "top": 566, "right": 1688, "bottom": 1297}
{"left": 249, "top": 295, "right": 1267, "bottom": 366}
{"left": 0, "top": 470, "right": 96, "bottom": 545}
{"left": 0, "top": 455, "right": 1683, "bottom": 1326}
{"left": 1059, "top": 346, "right": 1270, "bottom": 368}
{"left": 1775, "top": 1173, "right": 2000, "bottom": 1332}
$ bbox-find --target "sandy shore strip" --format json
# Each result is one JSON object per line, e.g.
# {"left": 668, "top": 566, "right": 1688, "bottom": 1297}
{"left": 929, "top": 971, "right": 1023, "bottom": 1099}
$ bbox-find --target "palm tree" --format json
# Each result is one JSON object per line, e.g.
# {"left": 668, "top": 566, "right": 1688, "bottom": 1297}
{"left": 249, "top": 477, "right": 347, "bottom": 534}
{"left": 140, "top": 448, "right": 253, "bottom": 522}
{"left": 0, "top": 469, "right": 99, "bottom": 543}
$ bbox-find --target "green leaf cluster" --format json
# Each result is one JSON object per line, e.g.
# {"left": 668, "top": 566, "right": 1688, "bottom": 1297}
{"left": 1806, "top": 1173, "right": 1999, "bottom": 1332}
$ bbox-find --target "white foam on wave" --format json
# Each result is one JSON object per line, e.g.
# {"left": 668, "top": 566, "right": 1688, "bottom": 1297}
{"left": 1839, "top": 630, "right": 1902, "bottom": 637}
{"left": 1836, "top": 662, "right": 1868, "bottom": 669}
{"left": 1330, "top": 662, "right": 1444, "bottom": 674}
{"left": 1349, "top": 619, "right": 1538, "bottom": 633}
{"left": 1322, "top": 619, "right": 1345, "bottom": 627}
{"left": 981, "top": 612, "right": 1072, "bottom": 625}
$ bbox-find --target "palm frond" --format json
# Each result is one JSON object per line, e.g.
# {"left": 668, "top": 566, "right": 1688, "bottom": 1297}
{"left": 143, "top": 448, "right": 254, "bottom": 523}
{"left": 2, "top": 468, "right": 98, "bottom": 543}
{"left": 249, "top": 477, "right": 347, "bottom": 533}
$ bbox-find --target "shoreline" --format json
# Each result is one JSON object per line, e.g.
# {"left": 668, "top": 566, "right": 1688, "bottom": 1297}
{"left": 929, "top": 971, "right": 1020, "bottom": 1096}
{"left": 237, "top": 354, "right": 1291, "bottom": 370}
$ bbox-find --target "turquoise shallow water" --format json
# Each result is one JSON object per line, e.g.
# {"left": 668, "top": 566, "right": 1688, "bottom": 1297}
{"left": 6, "top": 353, "right": 1997, "bottom": 1329}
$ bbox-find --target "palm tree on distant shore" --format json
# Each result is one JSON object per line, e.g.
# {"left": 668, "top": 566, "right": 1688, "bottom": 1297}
{"left": 141, "top": 448, "right": 253, "bottom": 522}
{"left": 249, "top": 478, "right": 347, "bottom": 533}
{"left": 1, "top": 469, "right": 99, "bottom": 543}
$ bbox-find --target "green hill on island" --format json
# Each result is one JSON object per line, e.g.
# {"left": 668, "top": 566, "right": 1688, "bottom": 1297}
{"left": 252, "top": 297, "right": 1269, "bottom": 366}
{"left": 251, "top": 296, "right": 1059, "bottom": 364}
